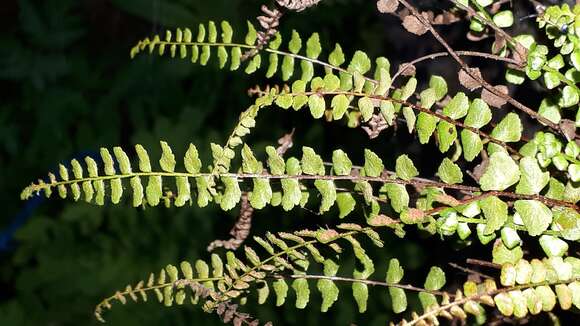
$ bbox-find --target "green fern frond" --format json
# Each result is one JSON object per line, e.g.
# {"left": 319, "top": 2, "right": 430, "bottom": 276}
{"left": 130, "top": 21, "right": 384, "bottom": 87}
{"left": 134, "top": 20, "right": 528, "bottom": 152}
{"left": 21, "top": 141, "right": 578, "bottom": 244}
{"left": 22, "top": 142, "right": 204, "bottom": 208}
{"left": 96, "top": 221, "right": 580, "bottom": 324}
{"left": 20, "top": 141, "right": 414, "bottom": 217}
{"left": 250, "top": 70, "right": 578, "bottom": 207}
{"left": 95, "top": 225, "right": 384, "bottom": 321}
{"left": 15, "top": 1, "right": 580, "bottom": 325}
{"left": 211, "top": 92, "right": 276, "bottom": 175}
{"left": 260, "top": 72, "right": 530, "bottom": 160}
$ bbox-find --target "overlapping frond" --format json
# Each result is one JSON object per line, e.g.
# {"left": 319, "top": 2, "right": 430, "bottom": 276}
{"left": 96, "top": 224, "right": 580, "bottom": 325}
{"left": 95, "top": 225, "right": 385, "bottom": 321}
{"left": 21, "top": 140, "right": 579, "bottom": 251}
{"left": 264, "top": 73, "right": 531, "bottom": 159}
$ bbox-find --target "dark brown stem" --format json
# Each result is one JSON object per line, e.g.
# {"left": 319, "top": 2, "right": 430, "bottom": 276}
{"left": 392, "top": 50, "right": 523, "bottom": 85}
{"left": 466, "top": 258, "right": 502, "bottom": 269}
{"left": 449, "top": 0, "right": 518, "bottom": 48}
{"left": 278, "top": 89, "right": 521, "bottom": 157}
{"left": 282, "top": 274, "right": 455, "bottom": 297}
{"left": 425, "top": 189, "right": 578, "bottom": 214}
{"left": 398, "top": 0, "right": 565, "bottom": 137}
{"left": 448, "top": 262, "right": 494, "bottom": 280}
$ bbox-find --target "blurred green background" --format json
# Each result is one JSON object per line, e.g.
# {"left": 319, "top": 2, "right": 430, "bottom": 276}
{"left": 1, "top": 1, "right": 573, "bottom": 325}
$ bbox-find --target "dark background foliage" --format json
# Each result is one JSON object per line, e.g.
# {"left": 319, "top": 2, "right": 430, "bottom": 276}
{"left": 0, "top": 0, "right": 573, "bottom": 325}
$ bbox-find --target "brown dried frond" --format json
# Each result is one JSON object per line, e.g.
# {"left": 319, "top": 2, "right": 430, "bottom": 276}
{"left": 379, "top": 2, "right": 460, "bottom": 27}
{"left": 466, "top": 31, "right": 490, "bottom": 41}
{"left": 481, "top": 84, "right": 508, "bottom": 108}
{"left": 559, "top": 119, "right": 576, "bottom": 141}
{"left": 458, "top": 67, "right": 483, "bottom": 91}
{"left": 397, "top": 62, "right": 416, "bottom": 76}
{"left": 362, "top": 114, "right": 389, "bottom": 139}
{"left": 398, "top": 9, "right": 463, "bottom": 27}
{"left": 207, "top": 193, "right": 254, "bottom": 251}
{"left": 276, "top": 0, "right": 322, "bottom": 12}
{"left": 216, "top": 301, "right": 271, "bottom": 326}
{"left": 402, "top": 14, "right": 428, "bottom": 35}
{"left": 469, "top": 150, "right": 489, "bottom": 182}
{"left": 183, "top": 281, "right": 216, "bottom": 300}
{"left": 242, "top": 5, "right": 283, "bottom": 61}
{"left": 177, "top": 282, "right": 269, "bottom": 326}
{"left": 247, "top": 84, "right": 282, "bottom": 97}
{"left": 276, "top": 129, "right": 295, "bottom": 155}
{"left": 491, "top": 31, "right": 507, "bottom": 55}
{"left": 244, "top": 1, "right": 324, "bottom": 60}
{"left": 376, "top": 0, "right": 398, "bottom": 13}
{"left": 431, "top": 11, "right": 461, "bottom": 25}
{"left": 510, "top": 42, "right": 528, "bottom": 69}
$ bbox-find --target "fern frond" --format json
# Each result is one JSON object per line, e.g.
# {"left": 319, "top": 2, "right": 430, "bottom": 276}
{"left": 211, "top": 92, "right": 275, "bottom": 175}
{"left": 130, "top": 21, "right": 383, "bottom": 87}
{"left": 405, "top": 255, "right": 580, "bottom": 325}
{"left": 131, "top": 19, "right": 580, "bottom": 171}
{"left": 22, "top": 141, "right": 578, "bottom": 243}
{"left": 250, "top": 70, "right": 579, "bottom": 212}
{"left": 19, "top": 141, "right": 406, "bottom": 216}
{"left": 94, "top": 255, "right": 227, "bottom": 322}
{"left": 95, "top": 225, "right": 384, "bottom": 321}
{"left": 97, "top": 221, "right": 580, "bottom": 324}
{"left": 261, "top": 73, "right": 529, "bottom": 159}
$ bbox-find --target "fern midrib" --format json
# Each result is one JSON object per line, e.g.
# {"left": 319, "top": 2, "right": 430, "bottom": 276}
{"left": 96, "top": 276, "right": 225, "bottom": 313}
{"left": 457, "top": 216, "right": 562, "bottom": 236}
{"left": 26, "top": 171, "right": 473, "bottom": 191}
{"left": 212, "top": 104, "right": 261, "bottom": 174}
{"left": 284, "top": 274, "right": 454, "bottom": 297}
{"left": 26, "top": 170, "right": 578, "bottom": 211}
{"left": 147, "top": 40, "right": 379, "bottom": 85}
{"left": 265, "top": 48, "right": 379, "bottom": 85}
{"left": 268, "top": 89, "right": 521, "bottom": 157}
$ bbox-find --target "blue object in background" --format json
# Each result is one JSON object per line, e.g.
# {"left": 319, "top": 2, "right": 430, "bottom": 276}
{"left": 0, "top": 150, "right": 101, "bottom": 252}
